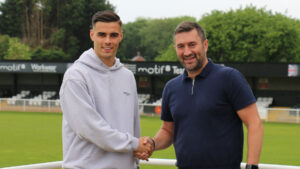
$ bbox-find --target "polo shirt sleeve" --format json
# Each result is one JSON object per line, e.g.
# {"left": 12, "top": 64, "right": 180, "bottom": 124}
{"left": 161, "top": 83, "right": 174, "bottom": 122}
{"left": 226, "top": 69, "right": 256, "bottom": 111}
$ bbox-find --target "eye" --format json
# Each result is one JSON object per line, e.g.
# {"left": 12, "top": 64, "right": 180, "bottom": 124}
{"left": 110, "top": 33, "right": 119, "bottom": 38}
{"left": 176, "top": 44, "right": 184, "bottom": 49}
{"left": 189, "top": 42, "right": 196, "bottom": 47}
{"left": 98, "top": 32, "right": 106, "bottom": 37}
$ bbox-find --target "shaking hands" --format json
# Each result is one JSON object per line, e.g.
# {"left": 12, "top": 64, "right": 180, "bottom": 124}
{"left": 134, "top": 136, "right": 155, "bottom": 161}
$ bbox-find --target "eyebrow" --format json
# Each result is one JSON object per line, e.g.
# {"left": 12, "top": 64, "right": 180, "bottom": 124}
{"left": 96, "top": 32, "right": 120, "bottom": 36}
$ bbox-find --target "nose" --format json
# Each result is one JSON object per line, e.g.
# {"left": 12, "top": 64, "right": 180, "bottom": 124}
{"left": 104, "top": 36, "right": 111, "bottom": 44}
{"left": 183, "top": 47, "right": 192, "bottom": 56}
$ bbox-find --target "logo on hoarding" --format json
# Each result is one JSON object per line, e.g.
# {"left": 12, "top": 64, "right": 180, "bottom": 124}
{"left": 137, "top": 64, "right": 184, "bottom": 75}
{"left": 0, "top": 64, "right": 26, "bottom": 71}
{"left": 31, "top": 64, "right": 57, "bottom": 72}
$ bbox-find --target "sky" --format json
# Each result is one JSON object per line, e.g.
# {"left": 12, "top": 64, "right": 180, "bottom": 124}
{"left": 108, "top": 0, "right": 300, "bottom": 23}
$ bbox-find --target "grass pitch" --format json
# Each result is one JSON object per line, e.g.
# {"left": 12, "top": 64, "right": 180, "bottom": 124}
{"left": 0, "top": 111, "right": 300, "bottom": 168}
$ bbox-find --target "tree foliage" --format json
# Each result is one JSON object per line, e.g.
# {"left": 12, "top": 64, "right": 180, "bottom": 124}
{"left": 0, "top": 0, "right": 23, "bottom": 37}
{"left": 139, "top": 16, "right": 196, "bottom": 61}
{"left": 118, "top": 16, "right": 196, "bottom": 61}
{"left": 0, "top": 35, "right": 10, "bottom": 59}
{"left": 4, "top": 37, "right": 31, "bottom": 60}
{"left": 117, "top": 18, "right": 148, "bottom": 60}
{"left": 31, "top": 46, "right": 68, "bottom": 61}
{"left": 1, "top": 3, "right": 300, "bottom": 63}
{"left": 199, "top": 6, "right": 300, "bottom": 62}
{"left": 154, "top": 43, "right": 177, "bottom": 61}
{"left": 0, "top": 0, "right": 115, "bottom": 61}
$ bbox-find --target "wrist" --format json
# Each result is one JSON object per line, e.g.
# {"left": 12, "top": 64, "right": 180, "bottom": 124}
{"left": 246, "top": 164, "right": 259, "bottom": 169}
{"left": 150, "top": 138, "right": 156, "bottom": 150}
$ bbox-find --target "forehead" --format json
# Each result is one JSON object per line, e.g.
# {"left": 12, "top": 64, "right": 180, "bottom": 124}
{"left": 174, "top": 29, "right": 201, "bottom": 44}
{"left": 93, "top": 21, "right": 122, "bottom": 33}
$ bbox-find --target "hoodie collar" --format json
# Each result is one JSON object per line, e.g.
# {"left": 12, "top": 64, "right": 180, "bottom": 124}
{"left": 76, "top": 48, "right": 123, "bottom": 72}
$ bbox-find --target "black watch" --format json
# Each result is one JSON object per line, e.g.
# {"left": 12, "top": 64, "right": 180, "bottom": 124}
{"left": 246, "top": 164, "right": 259, "bottom": 169}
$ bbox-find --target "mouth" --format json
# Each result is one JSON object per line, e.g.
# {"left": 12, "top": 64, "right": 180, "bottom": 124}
{"left": 183, "top": 54, "right": 196, "bottom": 64}
{"left": 102, "top": 46, "right": 113, "bottom": 52}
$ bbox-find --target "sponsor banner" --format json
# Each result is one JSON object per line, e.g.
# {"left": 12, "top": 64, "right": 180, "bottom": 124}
{"left": 0, "top": 62, "right": 67, "bottom": 73}
{"left": 124, "top": 62, "right": 184, "bottom": 76}
{"left": 1, "top": 61, "right": 298, "bottom": 77}
{"left": 288, "top": 64, "right": 299, "bottom": 77}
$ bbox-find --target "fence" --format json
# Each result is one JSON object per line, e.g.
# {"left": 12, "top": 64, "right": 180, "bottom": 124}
{"left": 140, "top": 103, "right": 300, "bottom": 124}
{"left": 258, "top": 107, "right": 300, "bottom": 124}
{"left": 0, "top": 98, "right": 61, "bottom": 113}
{"left": 1, "top": 159, "right": 300, "bottom": 169}
{"left": 1, "top": 98, "right": 300, "bottom": 124}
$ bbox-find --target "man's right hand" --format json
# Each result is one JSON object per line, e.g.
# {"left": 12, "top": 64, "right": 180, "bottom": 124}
{"left": 134, "top": 136, "right": 154, "bottom": 161}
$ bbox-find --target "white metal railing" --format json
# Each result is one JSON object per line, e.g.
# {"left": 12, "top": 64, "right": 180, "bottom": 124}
{"left": 1, "top": 159, "right": 300, "bottom": 169}
{"left": 1, "top": 98, "right": 300, "bottom": 124}
{"left": 0, "top": 98, "right": 61, "bottom": 112}
{"left": 140, "top": 103, "right": 300, "bottom": 124}
{"left": 262, "top": 107, "right": 300, "bottom": 124}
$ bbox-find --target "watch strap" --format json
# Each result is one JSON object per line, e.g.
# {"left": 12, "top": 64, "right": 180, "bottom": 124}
{"left": 246, "top": 164, "right": 259, "bottom": 169}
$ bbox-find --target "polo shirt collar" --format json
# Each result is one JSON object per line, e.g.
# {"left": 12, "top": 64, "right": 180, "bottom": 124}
{"left": 182, "top": 58, "right": 214, "bottom": 80}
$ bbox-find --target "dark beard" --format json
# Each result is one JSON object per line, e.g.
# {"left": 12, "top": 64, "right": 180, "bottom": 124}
{"left": 181, "top": 53, "right": 204, "bottom": 72}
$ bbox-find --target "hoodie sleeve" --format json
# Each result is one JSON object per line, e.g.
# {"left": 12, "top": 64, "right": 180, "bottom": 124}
{"left": 132, "top": 77, "right": 141, "bottom": 139}
{"left": 60, "top": 78, "right": 139, "bottom": 152}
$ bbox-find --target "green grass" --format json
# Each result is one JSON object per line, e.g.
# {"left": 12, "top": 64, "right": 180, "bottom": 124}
{"left": 0, "top": 111, "right": 300, "bottom": 168}
{"left": 0, "top": 111, "right": 62, "bottom": 167}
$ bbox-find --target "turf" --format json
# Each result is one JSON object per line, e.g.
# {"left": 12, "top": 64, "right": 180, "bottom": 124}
{"left": 0, "top": 111, "right": 62, "bottom": 167}
{"left": 0, "top": 111, "right": 300, "bottom": 168}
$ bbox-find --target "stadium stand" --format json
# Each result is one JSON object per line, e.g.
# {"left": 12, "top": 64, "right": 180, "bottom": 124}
{"left": 6, "top": 90, "right": 60, "bottom": 106}
{"left": 257, "top": 97, "right": 273, "bottom": 107}
{"left": 138, "top": 94, "right": 151, "bottom": 104}
{"left": 256, "top": 97, "right": 273, "bottom": 120}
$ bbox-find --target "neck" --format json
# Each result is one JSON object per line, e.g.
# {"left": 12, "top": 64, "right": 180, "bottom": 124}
{"left": 100, "top": 57, "right": 115, "bottom": 67}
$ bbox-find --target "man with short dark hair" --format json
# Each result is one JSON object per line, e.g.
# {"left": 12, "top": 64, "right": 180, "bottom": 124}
{"left": 146, "top": 21, "right": 264, "bottom": 169}
{"left": 60, "top": 10, "right": 151, "bottom": 169}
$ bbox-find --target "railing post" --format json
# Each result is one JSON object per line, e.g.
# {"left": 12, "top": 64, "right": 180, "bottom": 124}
{"left": 23, "top": 99, "right": 26, "bottom": 112}
{"left": 297, "top": 109, "right": 299, "bottom": 124}
{"left": 48, "top": 100, "right": 50, "bottom": 112}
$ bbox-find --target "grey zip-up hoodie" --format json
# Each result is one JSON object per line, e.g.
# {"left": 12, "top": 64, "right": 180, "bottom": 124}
{"left": 60, "top": 48, "right": 140, "bottom": 169}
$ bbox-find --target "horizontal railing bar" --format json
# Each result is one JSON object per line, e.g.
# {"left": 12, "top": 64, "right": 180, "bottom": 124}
{"left": 1, "top": 159, "right": 300, "bottom": 169}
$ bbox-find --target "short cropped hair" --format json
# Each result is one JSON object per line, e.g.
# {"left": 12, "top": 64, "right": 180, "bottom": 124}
{"left": 174, "top": 21, "right": 206, "bottom": 42}
{"left": 91, "top": 10, "right": 122, "bottom": 27}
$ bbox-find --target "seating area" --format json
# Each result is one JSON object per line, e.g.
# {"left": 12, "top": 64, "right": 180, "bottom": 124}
{"left": 6, "top": 90, "right": 60, "bottom": 106}
{"left": 256, "top": 97, "right": 273, "bottom": 108}
{"left": 256, "top": 97, "right": 273, "bottom": 120}
{"left": 138, "top": 94, "right": 162, "bottom": 105}
{"left": 138, "top": 94, "right": 151, "bottom": 104}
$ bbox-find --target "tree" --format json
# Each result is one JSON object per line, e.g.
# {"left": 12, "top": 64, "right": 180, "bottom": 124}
{"left": 155, "top": 6, "right": 300, "bottom": 62}
{"left": 199, "top": 6, "right": 300, "bottom": 62}
{"left": 118, "top": 16, "right": 196, "bottom": 61}
{"left": 0, "top": 0, "right": 23, "bottom": 37}
{"left": 31, "top": 46, "right": 68, "bottom": 61}
{"left": 0, "top": 34, "right": 10, "bottom": 59}
{"left": 0, "top": 0, "right": 115, "bottom": 61}
{"left": 49, "top": 0, "right": 115, "bottom": 60}
{"left": 117, "top": 18, "right": 148, "bottom": 60}
{"left": 139, "top": 16, "right": 196, "bottom": 61}
{"left": 4, "top": 37, "right": 31, "bottom": 60}
{"left": 155, "top": 43, "right": 177, "bottom": 61}
{"left": 22, "top": 0, "right": 47, "bottom": 47}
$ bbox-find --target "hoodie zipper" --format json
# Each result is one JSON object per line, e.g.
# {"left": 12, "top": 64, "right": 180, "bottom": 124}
{"left": 191, "top": 79, "right": 195, "bottom": 95}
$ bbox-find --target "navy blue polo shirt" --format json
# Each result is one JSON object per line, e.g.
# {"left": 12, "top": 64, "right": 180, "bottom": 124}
{"left": 161, "top": 59, "right": 256, "bottom": 169}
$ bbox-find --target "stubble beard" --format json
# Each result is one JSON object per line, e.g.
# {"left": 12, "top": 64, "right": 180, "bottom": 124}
{"left": 181, "top": 52, "right": 205, "bottom": 73}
